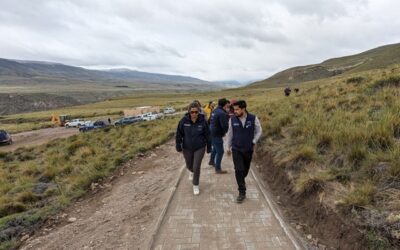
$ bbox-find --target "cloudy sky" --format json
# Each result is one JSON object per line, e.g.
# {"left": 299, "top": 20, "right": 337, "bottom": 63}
{"left": 0, "top": 0, "right": 399, "bottom": 82}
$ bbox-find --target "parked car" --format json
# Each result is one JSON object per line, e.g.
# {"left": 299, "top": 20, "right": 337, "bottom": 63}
{"left": 65, "top": 119, "right": 90, "bottom": 128}
{"left": 154, "top": 112, "right": 164, "bottom": 119}
{"left": 79, "top": 120, "right": 107, "bottom": 132}
{"left": 163, "top": 107, "right": 175, "bottom": 114}
{"left": 114, "top": 116, "right": 142, "bottom": 126}
{"left": 141, "top": 112, "right": 157, "bottom": 121}
{"left": 0, "top": 130, "right": 12, "bottom": 145}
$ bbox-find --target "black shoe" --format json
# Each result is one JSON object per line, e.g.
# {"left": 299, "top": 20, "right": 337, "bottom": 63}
{"left": 208, "top": 161, "right": 215, "bottom": 166}
{"left": 236, "top": 194, "right": 246, "bottom": 203}
{"left": 215, "top": 170, "right": 228, "bottom": 174}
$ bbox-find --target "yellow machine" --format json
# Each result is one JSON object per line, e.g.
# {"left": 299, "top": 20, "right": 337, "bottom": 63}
{"left": 51, "top": 114, "right": 71, "bottom": 127}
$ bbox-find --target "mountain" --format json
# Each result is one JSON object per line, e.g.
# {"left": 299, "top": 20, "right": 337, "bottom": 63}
{"left": 0, "top": 58, "right": 224, "bottom": 115}
{"left": 0, "top": 58, "right": 213, "bottom": 87}
{"left": 103, "top": 68, "right": 208, "bottom": 85}
{"left": 249, "top": 42, "right": 400, "bottom": 88}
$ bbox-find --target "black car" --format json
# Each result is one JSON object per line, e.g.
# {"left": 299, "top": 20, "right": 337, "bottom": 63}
{"left": 114, "top": 116, "right": 142, "bottom": 126}
{"left": 0, "top": 130, "right": 12, "bottom": 145}
{"left": 79, "top": 120, "right": 107, "bottom": 132}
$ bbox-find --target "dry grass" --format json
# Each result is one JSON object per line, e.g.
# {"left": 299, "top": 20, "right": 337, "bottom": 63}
{"left": 253, "top": 65, "right": 400, "bottom": 248}
{"left": 0, "top": 116, "right": 179, "bottom": 248}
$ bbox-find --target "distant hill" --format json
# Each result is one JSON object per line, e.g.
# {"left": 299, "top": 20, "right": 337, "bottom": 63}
{"left": 249, "top": 42, "right": 400, "bottom": 88}
{"left": 0, "top": 58, "right": 227, "bottom": 115}
{"left": 0, "top": 58, "right": 214, "bottom": 87}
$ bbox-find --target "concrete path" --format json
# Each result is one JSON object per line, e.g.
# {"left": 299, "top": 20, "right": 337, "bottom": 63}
{"left": 152, "top": 153, "right": 299, "bottom": 250}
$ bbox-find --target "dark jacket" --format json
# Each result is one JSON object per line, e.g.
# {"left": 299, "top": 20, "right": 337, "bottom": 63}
{"left": 176, "top": 113, "right": 211, "bottom": 153}
{"left": 231, "top": 113, "right": 256, "bottom": 153}
{"left": 210, "top": 106, "right": 229, "bottom": 138}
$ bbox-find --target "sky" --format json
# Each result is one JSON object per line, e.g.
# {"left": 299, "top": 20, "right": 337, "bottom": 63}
{"left": 0, "top": 0, "right": 399, "bottom": 82}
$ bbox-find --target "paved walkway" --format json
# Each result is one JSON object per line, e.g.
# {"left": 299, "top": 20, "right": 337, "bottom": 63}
{"left": 152, "top": 153, "right": 298, "bottom": 250}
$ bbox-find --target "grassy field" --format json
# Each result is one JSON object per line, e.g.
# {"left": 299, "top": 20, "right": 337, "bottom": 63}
{"left": 1, "top": 63, "right": 400, "bottom": 248}
{"left": 253, "top": 65, "right": 400, "bottom": 248}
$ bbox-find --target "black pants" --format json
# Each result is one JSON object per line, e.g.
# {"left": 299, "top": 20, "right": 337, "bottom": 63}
{"left": 183, "top": 147, "right": 205, "bottom": 186}
{"left": 232, "top": 149, "right": 253, "bottom": 195}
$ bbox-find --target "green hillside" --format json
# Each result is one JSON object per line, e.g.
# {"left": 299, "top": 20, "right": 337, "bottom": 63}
{"left": 250, "top": 43, "right": 400, "bottom": 88}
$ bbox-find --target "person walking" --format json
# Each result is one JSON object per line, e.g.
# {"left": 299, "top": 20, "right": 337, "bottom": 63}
{"left": 203, "top": 101, "right": 215, "bottom": 124}
{"left": 193, "top": 100, "right": 205, "bottom": 115}
{"left": 209, "top": 98, "right": 230, "bottom": 173}
{"left": 284, "top": 86, "right": 292, "bottom": 96}
{"left": 228, "top": 99, "right": 237, "bottom": 119}
{"left": 176, "top": 102, "right": 211, "bottom": 195}
{"left": 227, "top": 100, "right": 262, "bottom": 203}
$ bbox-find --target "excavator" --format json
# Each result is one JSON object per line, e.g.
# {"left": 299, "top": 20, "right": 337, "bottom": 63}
{"left": 51, "top": 114, "right": 71, "bottom": 127}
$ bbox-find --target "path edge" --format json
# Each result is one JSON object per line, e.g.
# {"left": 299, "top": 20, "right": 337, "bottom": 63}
{"left": 251, "top": 166, "right": 307, "bottom": 250}
{"left": 148, "top": 164, "right": 186, "bottom": 250}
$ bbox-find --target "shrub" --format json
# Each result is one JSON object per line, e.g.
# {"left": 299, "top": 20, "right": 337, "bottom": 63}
{"left": 277, "top": 114, "right": 293, "bottom": 127}
{"left": 392, "top": 117, "right": 400, "bottom": 138}
{"left": 346, "top": 76, "right": 365, "bottom": 84}
{"left": 16, "top": 191, "right": 41, "bottom": 203}
{"left": 295, "top": 171, "right": 332, "bottom": 195}
{"left": 348, "top": 146, "right": 367, "bottom": 169}
{"left": 388, "top": 147, "right": 400, "bottom": 177}
{"left": 340, "top": 181, "right": 375, "bottom": 207}
{"left": 371, "top": 76, "right": 400, "bottom": 90}
{"left": 66, "top": 140, "right": 88, "bottom": 156}
{"left": 291, "top": 145, "right": 317, "bottom": 165}
{"left": 365, "top": 229, "right": 391, "bottom": 250}
{"left": 265, "top": 121, "right": 282, "bottom": 137}
{"left": 0, "top": 202, "right": 27, "bottom": 217}
{"left": 367, "top": 129, "right": 393, "bottom": 151}
{"left": 316, "top": 133, "right": 332, "bottom": 154}
{"left": 329, "top": 167, "right": 352, "bottom": 184}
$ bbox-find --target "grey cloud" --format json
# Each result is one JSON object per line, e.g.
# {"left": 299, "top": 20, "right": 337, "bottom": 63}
{"left": 273, "top": 0, "right": 369, "bottom": 19}
{"left": 122, "top": 41, "right": 186, "bottom": 58}
{"left": 0, "top": 0, "right": 398, "bottom": 81}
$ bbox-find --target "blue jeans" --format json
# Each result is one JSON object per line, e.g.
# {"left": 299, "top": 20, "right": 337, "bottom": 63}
{"left": 211, "top": 137, "right": 224, "bottom": 171}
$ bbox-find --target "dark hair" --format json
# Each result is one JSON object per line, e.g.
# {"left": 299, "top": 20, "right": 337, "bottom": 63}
{"left": 233, "top": 100, "right": 247, "bottom": 109}
{"left": 193, "top": 100, "right": 201, "bottom": 106}
{"left": 218, "top": 98, "right": 230, "bottom": 107}
{"left": 187, "top": 102, "right": 200, "bottom": 113}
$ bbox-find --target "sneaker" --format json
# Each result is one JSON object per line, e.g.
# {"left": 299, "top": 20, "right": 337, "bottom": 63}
{"left": 236, "top": 194, "right": 246, "bottom": 203}
{"left": 189, "top": 172, "right": 193, "bottom": 180}
{"left": 193, "top": 185, "right": 200, "bottom": 195}
{"left": 215, "top": 170, "right": 228, "bottom": 174}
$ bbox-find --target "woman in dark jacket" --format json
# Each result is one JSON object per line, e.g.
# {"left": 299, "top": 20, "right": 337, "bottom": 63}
{"left": 176, "top": 102, "right": 211, "bottom": 195}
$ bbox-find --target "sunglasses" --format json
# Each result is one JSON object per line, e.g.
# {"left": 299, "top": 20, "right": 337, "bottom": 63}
{"left": 190, "top": 111, "right": 199, "bottom": 114}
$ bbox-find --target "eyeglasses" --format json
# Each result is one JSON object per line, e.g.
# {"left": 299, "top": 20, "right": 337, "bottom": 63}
{"left": 190, "top": 111, "right": 199, "bottom": 114}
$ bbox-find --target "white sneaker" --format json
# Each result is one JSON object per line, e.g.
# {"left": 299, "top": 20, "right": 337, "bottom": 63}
{"left": 189, "top": 172, "right": 193, "bottom": 181}
{"left": 193, "top": 185, "right": 200, "bottom": 195}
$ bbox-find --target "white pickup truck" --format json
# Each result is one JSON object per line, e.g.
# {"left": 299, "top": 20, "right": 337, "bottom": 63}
{"left": 65, "top": 119, "right": 91, "bottom": 128}
{"left": 163, "top": 107, "right": 175, "bottom": 114}
{"left": 141, "top": 112, "right": 157, "bottom": 121}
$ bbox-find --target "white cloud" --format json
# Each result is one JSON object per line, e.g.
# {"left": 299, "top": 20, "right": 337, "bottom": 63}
{"left": 0, "top": 0, "right": 399, "bottom": 81}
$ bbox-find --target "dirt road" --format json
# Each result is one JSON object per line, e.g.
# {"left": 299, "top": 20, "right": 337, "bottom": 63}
{"left": 21, "top": 140, "right": 184, "bottom": 250}
{"left": 0, "top": 127, "right": 79, "bottom": 152}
